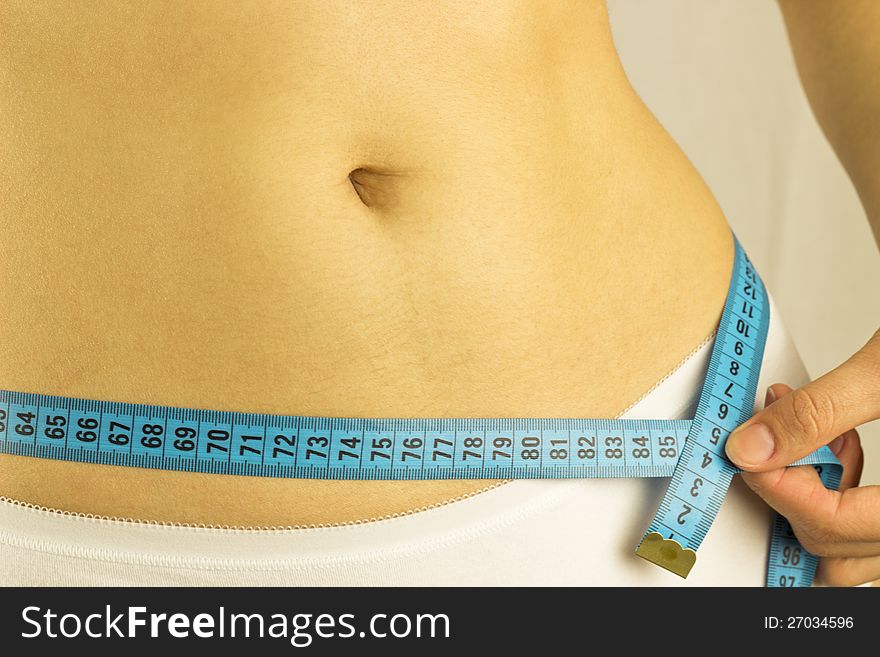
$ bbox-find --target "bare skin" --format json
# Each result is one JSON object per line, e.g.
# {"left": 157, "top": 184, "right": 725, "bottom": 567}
{"left": 723, "top": 0, "right": 880, "bottom": 587}
{"left": 777, "top": 0, "right": 880, "bottom": 243}
{"left": 0, "top": 1, "right": 733, "bottom": 526}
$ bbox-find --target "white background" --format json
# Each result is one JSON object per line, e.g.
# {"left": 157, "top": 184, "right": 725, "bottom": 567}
{"left": 607, "top": 0, "right": 880, "bottom": 484}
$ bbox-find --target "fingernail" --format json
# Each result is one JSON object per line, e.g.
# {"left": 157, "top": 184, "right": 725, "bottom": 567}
{"left": 726, "top": 423, "right": 776, "bottom": 467}
{"left": 765, "top": 387, "right": 777, "bottom": 407}
{"left": 829, "top": 435, "right": 846, "bottom": 456}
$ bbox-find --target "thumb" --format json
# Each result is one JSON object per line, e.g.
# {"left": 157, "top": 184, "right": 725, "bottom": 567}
{"left": 725, "top": 328, "right": 880, "bottom": 472}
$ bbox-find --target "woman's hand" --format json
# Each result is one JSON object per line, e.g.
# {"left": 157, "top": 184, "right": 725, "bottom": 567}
{"left": 725, "top": 329, "right": 880, "bottom": 586}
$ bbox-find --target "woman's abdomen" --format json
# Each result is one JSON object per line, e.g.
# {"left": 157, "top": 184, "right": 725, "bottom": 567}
{"left": 0, "top": 0, "right": 734, "bottom": 527}
{"left": 0, "top": 293, "right": 806, "bottom": 585}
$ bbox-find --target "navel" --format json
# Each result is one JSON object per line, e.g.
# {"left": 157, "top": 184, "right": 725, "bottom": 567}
{"left": 347, "top": 166, "right": 408, "bottom": 210}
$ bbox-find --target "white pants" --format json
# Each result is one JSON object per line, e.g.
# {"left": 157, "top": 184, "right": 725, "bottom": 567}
{"left": 0, "top": 292, "right": 808, "bottom": 586}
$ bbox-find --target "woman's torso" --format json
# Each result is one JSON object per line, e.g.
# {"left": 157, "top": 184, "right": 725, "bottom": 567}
{"left": 0, "top": 0, "right": 734, "bottom": 527}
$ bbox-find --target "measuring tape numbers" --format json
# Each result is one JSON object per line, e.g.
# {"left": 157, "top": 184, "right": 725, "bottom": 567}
{"left": 0, "top": 235, "right": 841, "bottom": 586}
{"left": 633, "top": 237, "right": 841, "bottom": 586}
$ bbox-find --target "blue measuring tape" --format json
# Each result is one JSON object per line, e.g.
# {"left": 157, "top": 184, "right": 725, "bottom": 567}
{"left": 0, "top": 235, "right": 840, "bottom": 586}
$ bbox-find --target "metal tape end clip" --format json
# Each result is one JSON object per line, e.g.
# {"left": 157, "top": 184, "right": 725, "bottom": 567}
{"left": 635, "top": 532, "right": 697, "bottom": 579}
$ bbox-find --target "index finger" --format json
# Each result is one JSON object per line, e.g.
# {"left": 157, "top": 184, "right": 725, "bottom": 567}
{"left": 741, "top": 432, "right": 880, "bottom": 556}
